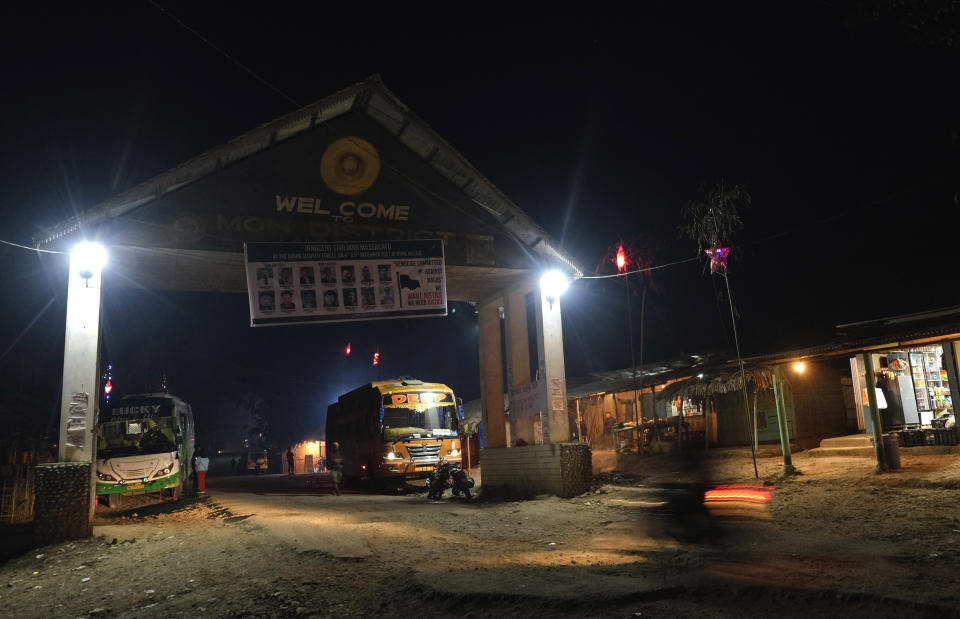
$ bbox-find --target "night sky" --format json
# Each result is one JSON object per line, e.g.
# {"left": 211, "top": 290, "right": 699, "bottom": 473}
{"left": 2, "top": 3, "right": 958, "bottom": 446}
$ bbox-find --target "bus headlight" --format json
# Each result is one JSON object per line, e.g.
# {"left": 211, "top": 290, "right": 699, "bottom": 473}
{"left": 97, "top": 472, "right": 117, "bottom": 482}
{"left": 385, "top": 452, "right": 400, "bottom": 460}
{"left": 446, "top": 449, "right": 460, "bottom": 457}
{"left": 152, "top": 467, "right": 172, "bottom": 479}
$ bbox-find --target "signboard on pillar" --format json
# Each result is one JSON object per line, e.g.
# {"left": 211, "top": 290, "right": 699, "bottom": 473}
{"left": 549, "top": 376, "right": 566, "bottom": 415}
{"left": 509, "top": 380, "right": 545, "bottom": 419}
{"left": 244, "top": 239, "right": 447, "bottom": 326}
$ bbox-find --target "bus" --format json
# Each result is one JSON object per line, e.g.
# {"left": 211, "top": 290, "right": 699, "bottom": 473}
{"left": 326, "top": 378, "right": 463, "bottom": 482}
{"left": 95, "top": 393, "right": 195, "bottom": 508}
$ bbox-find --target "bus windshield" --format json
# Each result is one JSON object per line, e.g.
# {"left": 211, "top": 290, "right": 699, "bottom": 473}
{"left": 98, "top": 417, "right": 177, "bottom": 458}
{"left": 382, "top": 404, "right": 459, "bottom": 439}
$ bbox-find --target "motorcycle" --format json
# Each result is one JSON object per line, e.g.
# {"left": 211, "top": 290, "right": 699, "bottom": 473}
{"left": 426, "top": 460, "right": 475, "bottom": 500}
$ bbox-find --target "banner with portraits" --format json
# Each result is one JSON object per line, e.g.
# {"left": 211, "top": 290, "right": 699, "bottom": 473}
{"left": 244, "top": 240, "right": 447, "bottom": 326}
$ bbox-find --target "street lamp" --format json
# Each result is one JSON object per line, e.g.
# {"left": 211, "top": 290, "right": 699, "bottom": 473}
{"left": 540, "top": 270, "right": 569, "bottom": 308}
{"left": 72, "top": 241, "right": 107, "bottom": 282}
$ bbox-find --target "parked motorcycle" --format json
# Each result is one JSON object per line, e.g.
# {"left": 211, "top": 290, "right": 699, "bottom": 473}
{"left": 426, "top": 460, "right": 475, "bottom": 500}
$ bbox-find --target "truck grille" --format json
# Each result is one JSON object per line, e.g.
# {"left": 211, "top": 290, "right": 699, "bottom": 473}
{"left": 406, "top": 444, "right": 441, "bottom": 459}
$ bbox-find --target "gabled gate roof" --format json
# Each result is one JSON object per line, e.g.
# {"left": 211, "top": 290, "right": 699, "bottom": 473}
{"left": 37, "top": 76, "right": 583, "bottom": 294}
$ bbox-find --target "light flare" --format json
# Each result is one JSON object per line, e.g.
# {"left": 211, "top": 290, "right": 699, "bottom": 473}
{"left": 703, "top": 484, "right": 771, "bottom": 504}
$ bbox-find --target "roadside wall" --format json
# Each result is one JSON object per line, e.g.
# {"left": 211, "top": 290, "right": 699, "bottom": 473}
{"left": 33, "top": 462, "right": 91, "bottom": 544}
{"left": 481, "top": 443, "right": 591, "bottom": 498}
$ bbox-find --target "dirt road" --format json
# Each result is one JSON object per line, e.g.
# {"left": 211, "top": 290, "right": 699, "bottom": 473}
{"left": 2, "top": 450, "right": 959, "bottom": 617}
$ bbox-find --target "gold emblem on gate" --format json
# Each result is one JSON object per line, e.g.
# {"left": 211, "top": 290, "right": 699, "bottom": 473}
{"left": 320, "top": 137, "right": 381, "bottom": 195}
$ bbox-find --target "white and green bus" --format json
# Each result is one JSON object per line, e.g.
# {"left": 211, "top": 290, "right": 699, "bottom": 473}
{"left": 95, "top": 393, "right": 195, "bottom": 508}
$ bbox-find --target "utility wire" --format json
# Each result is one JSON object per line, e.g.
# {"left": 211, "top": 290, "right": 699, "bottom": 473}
{"left": 147, "top": 1, "right": 301, "bottom": 108}
{"left": 579, "top": 256, "right": 699, "bottom": 279}
{"left": 0, "top": 239, "right": 63, "bottom": 254}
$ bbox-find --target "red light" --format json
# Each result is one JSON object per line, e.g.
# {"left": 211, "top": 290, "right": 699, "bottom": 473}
{"left": 615, "top": 244, "right": 627, "bottom": 272}
{"left": 104, "top": 380, "right": 112, "bottom": 395}
{"left": 703, "top": 484, "right": 771, "bottom": 504}
{"left": 345, "top": 343, "right": 351, "bottom": 355}
{"left": 373, "top": 352, "right": 380, "bottom": 366}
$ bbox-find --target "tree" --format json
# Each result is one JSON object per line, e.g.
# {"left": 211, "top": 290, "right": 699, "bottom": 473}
{"left": 679, "top": 181, "right": 751, "bottom": 256}
{"left": 681, "top": 179, "right": 759, "bottom": 478}
{"left": 599, "top": 239, "right": 662, "bottom": 450}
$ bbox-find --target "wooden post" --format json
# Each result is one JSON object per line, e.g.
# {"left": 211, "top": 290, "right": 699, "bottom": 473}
{"left": 771, "top": 366, "right": 795, "bottom": 473}
{"left": 705, "top": 399, "right": 712, "bottom": 450}
{"left": 465, "top": 430, "right": 472, "bottom": 471}
{"left": 575, "top": 399, "right": 584, "bottom": 443}
{"left": 677, "top": 397, "right": 684, "bottom": 453}
{"left": 862, "top": 353, "right": 888, "bottom": 472}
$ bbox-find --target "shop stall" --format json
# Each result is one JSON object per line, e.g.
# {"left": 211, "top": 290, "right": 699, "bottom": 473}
{"left": 849, "top": 342, "right": 958, "bottom": 446}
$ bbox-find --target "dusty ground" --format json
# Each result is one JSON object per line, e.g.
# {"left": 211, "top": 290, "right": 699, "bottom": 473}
{"left": 2, "top": 448, "right": 959, "bottom": 618}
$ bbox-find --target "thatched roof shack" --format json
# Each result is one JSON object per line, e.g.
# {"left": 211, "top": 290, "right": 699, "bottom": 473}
{"left": 679, "top": 366, "right": 773, "bottom": 399}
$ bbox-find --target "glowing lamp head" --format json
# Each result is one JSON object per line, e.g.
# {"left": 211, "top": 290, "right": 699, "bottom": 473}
{"left": 72, "top": 242, "right": 107, "bottom": 280}
{"left": 540, "top": 270, "right": 569, "bottom": 308}
{"left": 345, "top": 343, "right": 351, "bottom": 356}
{"left": 615, "top": 244, "right": 627, "bottom": 272}
{"left": 373, "top": 352, "right": 380, "bottom": 366}
{"left": 793, "top": 361, "right": 806, "bottom": 374}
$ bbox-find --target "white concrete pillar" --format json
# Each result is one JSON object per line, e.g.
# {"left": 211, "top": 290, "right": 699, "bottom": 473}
{"left": 59, "top": 250, "right": 103, "bottom": 463}
{"left": 536, "top": 279, "right": 569, "bottom": 443}
{"left": 56, "top": 243, "right": 105, "bottom": 530}
{"left": 504, "top": 288, "right": 538, "bottom": 445}
{"left": 477, "top": 299, "right": 507, "bottom": 449}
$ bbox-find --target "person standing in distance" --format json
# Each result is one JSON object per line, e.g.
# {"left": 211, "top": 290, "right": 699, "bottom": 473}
{"left": 194, "top": 448, "right": 210, "bottom": 493}
{"left": 286, "top": 447, "right": 295, "bottom": 478}
{"left": 328, "top": 442, "right": 344, "bottom": 496}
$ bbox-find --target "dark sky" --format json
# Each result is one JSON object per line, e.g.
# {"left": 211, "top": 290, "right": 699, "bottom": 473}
{"left": 2, "top": 3, "right": 958, "bottom": 444}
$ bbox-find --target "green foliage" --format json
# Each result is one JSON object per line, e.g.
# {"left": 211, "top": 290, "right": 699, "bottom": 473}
{"left": 680, "top": 180, "right": 752, "bottom": 253}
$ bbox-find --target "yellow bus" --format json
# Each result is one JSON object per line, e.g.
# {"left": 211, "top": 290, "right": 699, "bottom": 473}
{"left": 326, "top": 377, "right": 463, "bottom": 481}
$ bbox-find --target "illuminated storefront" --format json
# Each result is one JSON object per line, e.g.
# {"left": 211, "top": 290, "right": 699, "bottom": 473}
{"left": 849, "top": 341, "right": 958, "bottom": 442}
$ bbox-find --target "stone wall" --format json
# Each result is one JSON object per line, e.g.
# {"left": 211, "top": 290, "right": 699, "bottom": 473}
{"left": 33, "top": 462, "right": 92, "bottom": 545}
{"left": 481, "top": 442, "right": 592, "bottom": 498}
{"left": 559, "top": 443, "right": 592, "bottom": 497}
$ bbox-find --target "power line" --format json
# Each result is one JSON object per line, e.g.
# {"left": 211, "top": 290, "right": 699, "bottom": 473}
{"left": 0, "top": 239, "right": 63, "bottom": 254}
{"left": 579, "top": 256, "right": 699, "bottom": 279}
{"left": 147, "top": 1, "right": 301, "bottom": 108}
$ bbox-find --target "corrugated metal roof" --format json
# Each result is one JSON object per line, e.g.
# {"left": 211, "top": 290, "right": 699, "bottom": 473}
{"left": 567, "top": 306, "right": 960, "bottom": 400}
{"left": 565, "top": 353, "right": 724, "bottom": 398}
{"left": 36, "top": 76, "right": 584, "bottom": 277}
